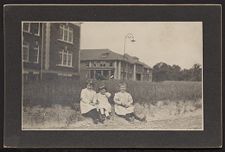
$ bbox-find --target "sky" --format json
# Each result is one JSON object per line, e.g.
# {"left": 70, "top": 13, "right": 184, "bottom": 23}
{"left": 80, "top": 22, "right": 202, "bottom": 69}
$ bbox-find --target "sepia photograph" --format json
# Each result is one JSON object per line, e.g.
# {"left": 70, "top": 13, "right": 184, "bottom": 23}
{"left": 21, "top": 21, "right": 203, "bottom": 130}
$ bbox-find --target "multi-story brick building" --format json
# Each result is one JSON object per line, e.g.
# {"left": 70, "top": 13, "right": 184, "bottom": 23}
{"left": 80, "top": 49, "right": 152, "bottom": 81}
{"left": 22, "top": 22, "right": 81, "bottom": 80}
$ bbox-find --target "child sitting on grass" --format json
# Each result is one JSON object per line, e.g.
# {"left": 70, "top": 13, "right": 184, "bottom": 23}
{"left": 114, "top": 82, "right": 146, "bottom": 122}
{"left": 94, "top": 85, "right": 112, "bottom": 123}
{"left": 80, "top": 80, "right": 100, "bottom": 124}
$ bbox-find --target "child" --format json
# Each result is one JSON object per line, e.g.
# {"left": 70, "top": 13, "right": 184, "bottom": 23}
{"left": 80, "top": 80, "right": 100, "bottom": 124}
{"left": 113, "top": 82, "right": 135, "bottom": 122}
{"left": 94, "top": 85, "right": 112, "bottom": 122}
{"left": 114, "top": 82, "right": 146, "bottom": 122}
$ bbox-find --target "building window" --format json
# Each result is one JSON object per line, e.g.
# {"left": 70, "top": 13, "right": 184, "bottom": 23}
{"left": 58, "top": 73, "right": 73, "bottom": 79}
{"left": 23, "top": 73, "right": 29, "bottom": 81}
{"left": 23, "top": 71, "right": 29, "bottom": 81}
{"left": 22, "top": 42, "right": 29, "bottom": 62}
{"left": 101, "top": 52, "right": 109, "bottom": 58}
{"left": 32, "top": 72, "right": 40, "bottom": 80}
{"left": 59, "top": 24, "right": 73, "bottom": 43}
{"left": 23, "top": 23, "right": 31, "bottom": 33}
{"left": 85, "top": 62, "right": 89, "bottom": 67}
{"left": 33, "top": 23, "right": 40, "bottom": 36}
{"left": 58, "top": 47, "right": 73, "bottom": 67}
{"left": 33, "top": 42, "right": 39, "bottom": 63}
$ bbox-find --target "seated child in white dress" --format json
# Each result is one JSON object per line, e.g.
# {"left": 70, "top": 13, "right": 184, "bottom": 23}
{"left": 94, "top": 85, "right": 112, "bottom": 122}
{"left": 80, "top": 80, "right": 100, "bottom": 124}
{"left": 114, "top": 82, "right": 146, "bottom": 122}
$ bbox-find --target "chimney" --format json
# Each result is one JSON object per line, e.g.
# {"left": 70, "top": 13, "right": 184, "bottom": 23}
{"left": 133, "top": 56, "right": 139, "bottom": 62}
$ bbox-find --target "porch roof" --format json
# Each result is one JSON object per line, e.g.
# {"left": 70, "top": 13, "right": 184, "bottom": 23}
{"left": 80, "top": 49, "right": 152, "bottom": 69}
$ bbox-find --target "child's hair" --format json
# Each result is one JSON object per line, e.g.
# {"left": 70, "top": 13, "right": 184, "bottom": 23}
{"left": 99, "top": 85, "right": 106, "bottom": 91}
{"left": 119, "top": 82, "right": 127, "bottom": 87}
{"left": 86, "top": 79, "right": 94, "bottom": 86}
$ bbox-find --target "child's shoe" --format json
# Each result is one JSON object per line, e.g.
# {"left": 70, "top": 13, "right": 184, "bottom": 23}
{"left": 93, "top": 119, "right": 99, "bottom": 124}
{"left": 129, "top": 116, "right": 135, "bottom": 123}
{"left": 141, "top": 116, "right": 147, "bottom": 122}
{"left": 125, "top": 114, "right": 134, "bottom": 122}
{"left": 99, "top": 114, "right": 105, "bottom": 124}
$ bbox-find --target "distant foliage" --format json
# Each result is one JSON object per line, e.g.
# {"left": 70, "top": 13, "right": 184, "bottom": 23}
{"left": 152, "top": 63, "right": 202, "bottom": 82}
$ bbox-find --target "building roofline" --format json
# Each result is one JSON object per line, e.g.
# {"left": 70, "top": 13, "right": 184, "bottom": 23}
{"left": 80, "top": 48, "right": 152, "bottom": 68}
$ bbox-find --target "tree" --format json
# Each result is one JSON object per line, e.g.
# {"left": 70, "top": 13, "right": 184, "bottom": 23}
{"left": 152, "top": 62, "right": 202, "bottom": 81}
{"left": 171, "top": 64, "right": 182, "bottom": 80}
{"left": 152, "top": 62, "right": 172, "bottom": 81}
{"left": 190, "top": 64, "right": 202, "bottom": 81}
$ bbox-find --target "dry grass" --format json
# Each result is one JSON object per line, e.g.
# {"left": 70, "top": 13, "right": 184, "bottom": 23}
{"left": 23, "top": 103, "right": 83, "bottom": 129}
{"left": 23, "top": 80, "right": 202, "bottom": 106}
{"left": 22, "top": 99, "right": 202, "bottom": 130}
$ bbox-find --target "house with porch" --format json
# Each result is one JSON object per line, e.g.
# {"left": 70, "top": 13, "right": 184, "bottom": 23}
{"left": 80, "top": 49, "right": 152, "bottom": 81}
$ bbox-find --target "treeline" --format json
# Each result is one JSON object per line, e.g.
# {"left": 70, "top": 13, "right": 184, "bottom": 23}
{"left": 152, "top": 62, "right": 202, "bottom": 82}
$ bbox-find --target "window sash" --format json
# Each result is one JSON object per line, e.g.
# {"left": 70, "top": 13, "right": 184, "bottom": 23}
{"left": 63, "top": 53, "right": 67, "bottom": 65}
{"left": 23, "top": 23, "right": 30, "bottom": 33}
{"left": 58, "top": 48, "right": 73, "bottom": 67}
{"left": 33, "top": 45, "right": 39, "bottom": 63}
{"left": 34, "top": 23, "right": 40, "bottom": 36}
{"left": 68, "top": 29, "right": 73, "bottom": 43}
{"left": 68, "top": 54, "right": 72, "bottom": 66}
{"left": 64, "top": 30, "right": 68, "bottom": 41}
{"left": 22, "top": 43, "right": 29, "bottom": 62}
{"left": 59, "top": 25, "right": 73, "bottom": 43}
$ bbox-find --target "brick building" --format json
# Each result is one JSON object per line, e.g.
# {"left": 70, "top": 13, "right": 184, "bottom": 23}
{"left": 22, "top": 22, "right": 81, "bottom": 80}
{"left": 80, "top": 49, "right": 152, "bottom": 81}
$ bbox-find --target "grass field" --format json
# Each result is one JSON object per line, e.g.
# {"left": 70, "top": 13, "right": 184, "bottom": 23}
{"left": 22, "top": 80, "right": 202, "bottom": 130}
{"left": 23, "top": 80, "right": 202, "bottom": 106}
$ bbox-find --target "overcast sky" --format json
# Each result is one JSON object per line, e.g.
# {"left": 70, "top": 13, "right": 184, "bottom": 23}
{"left": 80, "top": 22, "right": 202, "bottom": 69}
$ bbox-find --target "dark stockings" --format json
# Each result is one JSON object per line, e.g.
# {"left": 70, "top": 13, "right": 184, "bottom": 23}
{"left": 117, "top": 113, "right": 146, "bottom": 122}
{"left": 82, "top": 109, "right": 100, "bottom": 124}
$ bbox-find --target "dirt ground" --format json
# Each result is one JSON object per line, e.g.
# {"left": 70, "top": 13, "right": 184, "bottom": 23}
{"left": 65, "top": 110, "right": 202, "bottom": 130}
{"left": 23, "top": 101, "right": 203, "bottom": 130}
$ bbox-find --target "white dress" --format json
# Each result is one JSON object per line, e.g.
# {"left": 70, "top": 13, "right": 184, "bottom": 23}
{"left": 95, "top": 92, "right": 112, "bottom": 113}
{"left": 113, "top": 92, "right": 134, "bottom": 116}
{"left": 80, "top": 88, "right": 96, "bottom": 114}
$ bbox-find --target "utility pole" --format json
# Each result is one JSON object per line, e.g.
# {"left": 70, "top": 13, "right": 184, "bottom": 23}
{"left": 122, "top": 33, "right": 136, "bottom": 80}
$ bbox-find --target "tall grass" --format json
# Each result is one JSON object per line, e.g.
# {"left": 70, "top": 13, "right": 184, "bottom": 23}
{"left": 23, "top": 79, "right": 202, "bottom": 107}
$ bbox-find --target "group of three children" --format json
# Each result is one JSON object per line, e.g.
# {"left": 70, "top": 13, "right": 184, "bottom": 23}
{"left": 80, "top": 80, "right": 146, "bottom": 124}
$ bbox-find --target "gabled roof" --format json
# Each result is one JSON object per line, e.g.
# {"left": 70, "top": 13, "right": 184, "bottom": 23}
{"left": 80, "top": 49, "right": 151, "bottom": 69}
{"left": 80, "top": 49, "right": 124, "bottom": 61}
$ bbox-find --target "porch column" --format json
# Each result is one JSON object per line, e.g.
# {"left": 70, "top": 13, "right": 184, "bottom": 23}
{"left": 114, "top": 61, "right": 117, "bottom": 79}
{"left": 87, "top": 70, "right": 90, "bottom": 78}
{"left": 109, "top": 70, "right": 111, "bottom": 78}
{"left": 93, "top": 70, "right": 96, "bottom": 79}
{"left": 118, "top": 61, "right": 121, "bottom": 79}
{"left": 149, "top": 71, "right": 152, "bottom": 82}
{"left": 44, "top": 23, "right": 51, "bottom": 70}
{"left": 133, "top": 64, "right": 136, "bottom": 80}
